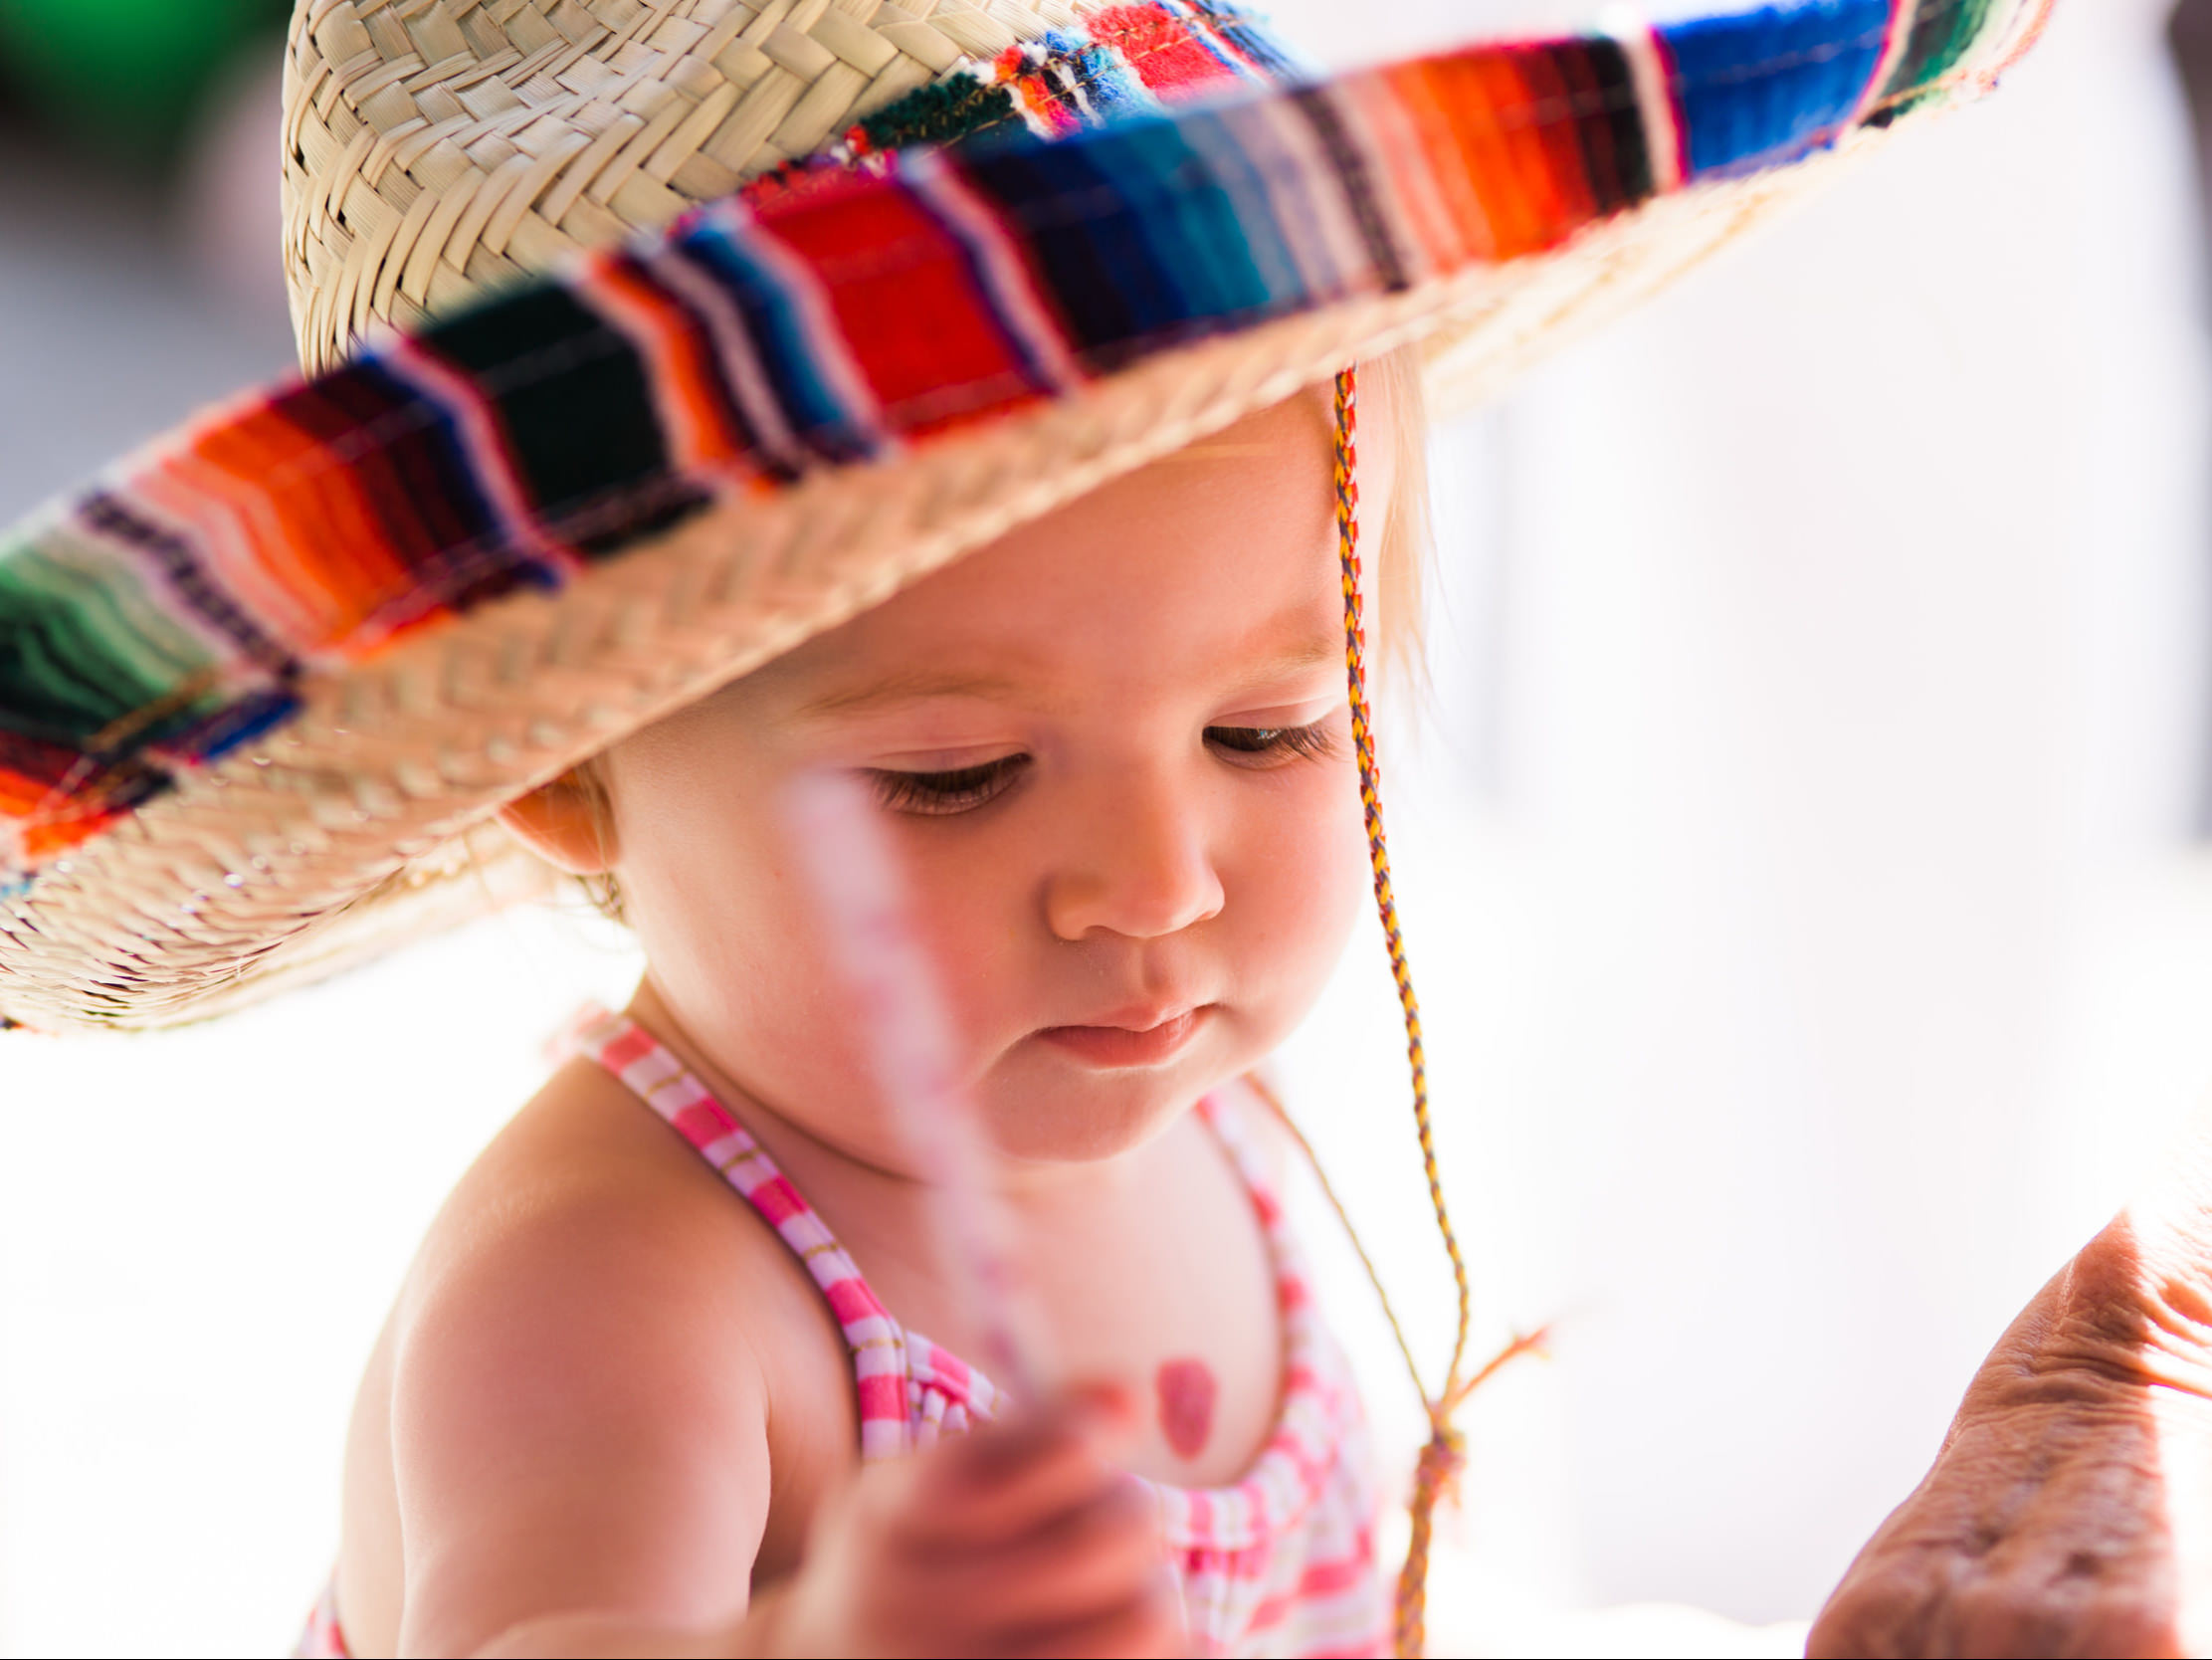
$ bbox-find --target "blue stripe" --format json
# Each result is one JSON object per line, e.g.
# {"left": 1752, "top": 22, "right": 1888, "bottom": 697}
{"left": 1662, "top": 0, "right": 1893, "bottom": 179}
{"left": 1179, "top": 103, "right": 1338, "bottom": 305}
{"left": 1118, "top": 112, "right": 1303, "bottom": 323}
{"left": 955, "top": 108, "right": 1308, "bottom": 368}
{"left": 164, "top": 686, "right": 303, "bottom": 766}
{"left": 1067, "top": 41, "right": 1155, "bottom": 120}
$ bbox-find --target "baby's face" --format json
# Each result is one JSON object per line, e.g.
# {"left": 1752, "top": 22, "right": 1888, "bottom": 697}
{"left": 601, "top": 392, "right": 1379, "bottom": 1168}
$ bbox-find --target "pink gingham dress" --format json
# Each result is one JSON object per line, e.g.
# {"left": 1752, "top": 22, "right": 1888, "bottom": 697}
{"left": 300, "top": 1007, "right": 1387, "bottom": 1658}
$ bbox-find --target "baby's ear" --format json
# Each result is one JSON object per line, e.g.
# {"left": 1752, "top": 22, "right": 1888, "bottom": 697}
{"left": 497, "top": 769, "right": 615, "bottom": 876}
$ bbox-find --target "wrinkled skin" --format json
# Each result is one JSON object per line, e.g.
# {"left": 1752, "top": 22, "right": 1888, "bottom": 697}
{"left": 1813, "top": 1189, "right": 2212, "bottom": 1659}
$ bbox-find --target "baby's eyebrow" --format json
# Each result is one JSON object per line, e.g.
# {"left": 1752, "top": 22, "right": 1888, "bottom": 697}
{"left": 1226, "top": 634, "right": 1344, "bottom": 690}
{"left": 1267, "top": 636, "right": 1345, "bottom": 673}
{"left": 797, "top": 631, "right": 1339, "bottom": 720}
{"left": 796, "top": 670, "right": 1038, "bottom": 720}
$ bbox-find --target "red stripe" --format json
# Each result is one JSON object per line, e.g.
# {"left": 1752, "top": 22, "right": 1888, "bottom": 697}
{"left": 1652, "top": 28, "right": 1694, "bottom": 192}
{"left": 760, "top": 174, "right": 1039, "bottom": 435}
{"left": 824, "top": 1275, "right": 886, "bottom": 1326}
{"left": 670, "top": 1099, "right": 735, "bottom": 1148}
{"left": 1298, "top": 1550, "right": 1375, "bottom": 1597}
{"left": 1090, "top": 5, "right": 1240, "bottom": 96}
{"left": 597, "top": 1023, "right": 658, "bottom": 1073}
{"left": 750, "top": 1173, "right": 805, "bottom": 1224}
{"left": 1244, "top": 1550, "right": 1378, "bottom": 1637}
{"left": 855, "top": 1372, "right": 905, "bottom": 1420}
{"left": 0, "top": 731, "right": 88, "bottom": 807}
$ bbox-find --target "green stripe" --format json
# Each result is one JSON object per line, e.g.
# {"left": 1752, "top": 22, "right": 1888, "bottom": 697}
{"left": 0, "top": 533, "right": 222, "bottom": 747}
{"left": 1878, "top": 0, "right": 2003, "bottom": 115}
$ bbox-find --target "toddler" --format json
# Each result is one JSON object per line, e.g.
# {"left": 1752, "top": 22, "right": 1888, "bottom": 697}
{"left": 313, "top": 355, "right": 1431, "bottom": 1659}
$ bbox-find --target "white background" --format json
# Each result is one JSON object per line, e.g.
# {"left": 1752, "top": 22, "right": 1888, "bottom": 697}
{"left": 3, "top": 0, "right": 2209, "bottom": 1653}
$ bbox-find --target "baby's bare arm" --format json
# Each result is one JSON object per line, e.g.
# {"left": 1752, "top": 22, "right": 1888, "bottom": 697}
{"left": 458, "top": 1395, "right": 1183, "bottom": 1660}
{"left": 389, "top": 1209, "right": 1179, "bottom": 1660}
{"left": 388, "top": 1182, "right": 779, "bottom": 1657}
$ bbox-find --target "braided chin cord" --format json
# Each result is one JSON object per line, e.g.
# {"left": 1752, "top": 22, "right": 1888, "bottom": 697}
{"left": 1329, "top": 366, "right": 1546, "bottom": 1658}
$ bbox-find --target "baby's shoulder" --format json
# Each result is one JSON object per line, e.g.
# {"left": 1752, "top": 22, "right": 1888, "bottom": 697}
{"left": 390, "top": 1058, "right": 857, "bottom": 1448}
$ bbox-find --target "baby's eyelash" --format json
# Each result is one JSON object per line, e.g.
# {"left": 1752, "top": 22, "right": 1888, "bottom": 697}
{"left": 868, "top": 724, "right": 1333, "bottom": 812}
{"left": 869, "top": 754, "right": 1031, "bottom": 816}
{"left": 1204, "top": 721, "right": 1338, "bottom": 764}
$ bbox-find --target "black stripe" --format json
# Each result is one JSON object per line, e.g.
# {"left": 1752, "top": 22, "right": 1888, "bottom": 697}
{"left": 421, "top": 286, "right": 672, "bottom": 543}
{"left": 1289, "top": 86, "right": 1411, "bottom": 294}
{"left": 1563, "top": 39, "right": 1656, "bottom": 212}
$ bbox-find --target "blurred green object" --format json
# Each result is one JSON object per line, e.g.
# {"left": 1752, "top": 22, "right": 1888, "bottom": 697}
{"left": 0, "top": 0, "right": 292, "bottom": 155}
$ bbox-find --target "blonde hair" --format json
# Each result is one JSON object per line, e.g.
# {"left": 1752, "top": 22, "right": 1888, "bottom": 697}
{"left": 1362, "top": 342, "right": 1436, "bottom": 695}
{"left": 564, "top": 351, "right": 1434, "bottom": 923}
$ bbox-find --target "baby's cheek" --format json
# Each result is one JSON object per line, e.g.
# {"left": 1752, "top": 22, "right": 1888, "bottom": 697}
{"left": 619, "top": 797, "right": 876, "bottom": 1095}
{"left": 1229, "top": 774, "right": 1369, "bottom": 1009}
{"left": 888, "top": 828, "right": 1037, "bottom": 1036}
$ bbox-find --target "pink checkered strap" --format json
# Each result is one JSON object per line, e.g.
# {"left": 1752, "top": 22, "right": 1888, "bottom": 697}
{"left": 565, "top": 1002, "right": 1001, "bottom": 1460}
{"left": 565, "top": 1004, "right": 1387, "bottom": 1657}
{"left": 293, "top": 1579, "right": 346, "bottom": 1659}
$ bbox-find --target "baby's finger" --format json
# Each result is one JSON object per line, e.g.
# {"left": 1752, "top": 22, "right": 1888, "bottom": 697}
{"left": 989, "top": 1570, "right": 1187, "bottom": 1660}
{"left": 911, "top": 1394, "right": 1133, "bottom": 1545}
{"left": 925, "top": 1473, "right": 1166, "bottom": 1631}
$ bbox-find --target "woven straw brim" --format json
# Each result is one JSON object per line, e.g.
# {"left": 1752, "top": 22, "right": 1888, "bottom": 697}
{"left": 0, "top": 0, "right": 2050, "bottom": 1033}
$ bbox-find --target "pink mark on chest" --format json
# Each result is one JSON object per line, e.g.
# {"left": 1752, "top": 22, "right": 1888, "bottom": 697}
{"left": 1155, "top": 1357, "right": 1217, "bottom": 1461}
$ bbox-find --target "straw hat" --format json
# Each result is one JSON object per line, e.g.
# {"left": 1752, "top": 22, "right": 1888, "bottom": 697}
{"left": 0, "top": 0, "right": 2050, "bottom": 1033}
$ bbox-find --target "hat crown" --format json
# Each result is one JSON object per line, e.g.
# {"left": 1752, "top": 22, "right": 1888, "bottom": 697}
{"left": 281, "top": 0, "right": 1284, "bottom": 374}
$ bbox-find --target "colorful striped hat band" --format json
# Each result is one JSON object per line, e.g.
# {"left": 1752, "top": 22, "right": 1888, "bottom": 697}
{"left": 0, "top": 0, "right": 2047, "bottom": 1039}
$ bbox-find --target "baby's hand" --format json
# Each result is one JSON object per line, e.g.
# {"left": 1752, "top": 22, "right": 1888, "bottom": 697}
{"left": 769, "top": 1386, "right": 1183, "bottom": 1658}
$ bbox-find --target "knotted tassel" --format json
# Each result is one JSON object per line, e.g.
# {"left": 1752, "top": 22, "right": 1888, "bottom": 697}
{"left": 1396, "top": 1419, "right": 1469, "bottom": 1654}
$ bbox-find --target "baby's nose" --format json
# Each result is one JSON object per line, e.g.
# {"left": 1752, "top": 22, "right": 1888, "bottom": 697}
{"left": 1042, "top": 785, "right": 1224, "bottom": 941}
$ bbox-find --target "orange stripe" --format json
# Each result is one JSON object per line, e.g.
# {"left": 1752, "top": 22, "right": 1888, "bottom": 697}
{"left": 173, "top": 406, "right": 409, "bottom": 645}
{"left": 1471, "top": 51, "right": 1582, "bottom": 258}
{"left": 21, "top": 806, "right": 119, "bottom": 861}
{"left": 1506, "top": 45, "right": 1601, "bottom": 248}
{"left": 591, "top": 259, "right": 748, "bottom": 474}
{"left": 1415, "top": 54, "right": 1545, "bottom": 262}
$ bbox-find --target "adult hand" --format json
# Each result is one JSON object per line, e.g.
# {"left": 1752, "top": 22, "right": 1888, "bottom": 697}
{"left": 1811, "top": 1201, "right": 2212, "bottom": 1658}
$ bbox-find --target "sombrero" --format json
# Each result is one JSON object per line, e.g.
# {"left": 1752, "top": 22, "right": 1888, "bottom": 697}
{"left": 0, "top": 0, "right": 2048, "bottom": 1039}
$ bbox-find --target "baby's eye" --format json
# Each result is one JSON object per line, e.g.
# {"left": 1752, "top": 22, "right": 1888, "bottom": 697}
{"left": 1205, "top": 722, "right": 1337, "bottom": 765}
{"left": 868, "top": 754, "right": 1032, "bottom": 816}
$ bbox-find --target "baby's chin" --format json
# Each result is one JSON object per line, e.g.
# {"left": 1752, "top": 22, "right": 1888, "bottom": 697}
{"left": 977, "top": 1009, "right": 1259, "bottom": 1164}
